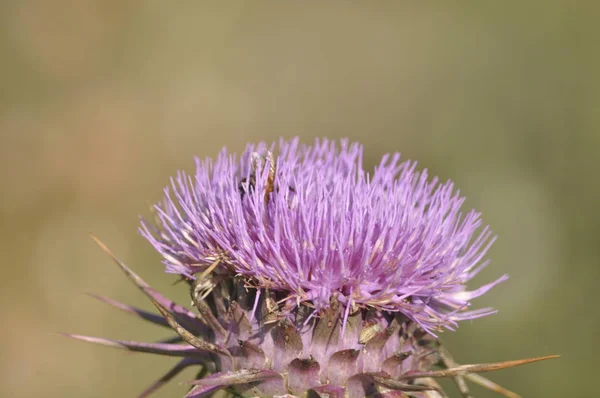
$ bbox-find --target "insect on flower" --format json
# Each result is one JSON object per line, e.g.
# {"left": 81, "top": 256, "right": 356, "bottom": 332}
{"left": 238, "top": 151, "right": 276, "bottom": 202}
{"left": 67, "top": 138, "right": 558, "bottom": 398}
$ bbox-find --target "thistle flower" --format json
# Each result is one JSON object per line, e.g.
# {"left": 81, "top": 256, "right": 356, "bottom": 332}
{"left": 68, "top": 138, "right": 557, "bottom": 397}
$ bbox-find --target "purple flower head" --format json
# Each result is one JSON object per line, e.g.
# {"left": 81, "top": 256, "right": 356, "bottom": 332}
{"left": 140, "top": 137, "right": 506, "bottom": 334}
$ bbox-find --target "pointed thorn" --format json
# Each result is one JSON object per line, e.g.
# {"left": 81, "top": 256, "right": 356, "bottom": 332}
{"left": 465, "top": 373, "right": 520, "bottom": 398}
{"left": 399, "top": 354, "right": 560, "bottom": 380}
{"left": 63, "top": 333, "right": 209, "bottom": 358}
{"left": 138, "top": 358, "right": 200, "bottom": 398}
{"left": 89, "top": 235, "right": 153, "bottom": 290}
{"left": 90, "top": 236, "right": 206, "bottom": 331}
{"left": 436, "top": 345, "right": 471, "bottom": 397}
{"left": 150, "top": 299, "right": 231, "bottom": 359}
{"left": 87, "top": 293, "right": 170, "bottom": 328}
{"left": 370, "top": 373, "right": 438, "bottom": 392}
{"left": 184, "top": 385, "right": 222, "bottom": 398}
{"left": 156, "top": 335, "right": 184, "bottom": 344}
{"left": 186, "top": 369, "right": 281, "bottom": 386}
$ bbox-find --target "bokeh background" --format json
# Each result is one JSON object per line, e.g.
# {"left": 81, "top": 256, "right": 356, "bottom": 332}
{"left": 1, "top": 2, "right": 597, "bottom": 397}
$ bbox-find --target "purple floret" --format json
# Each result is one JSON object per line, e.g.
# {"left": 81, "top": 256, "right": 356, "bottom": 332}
{"left": 140, "top": 137, "right": 506, "bottom": 333}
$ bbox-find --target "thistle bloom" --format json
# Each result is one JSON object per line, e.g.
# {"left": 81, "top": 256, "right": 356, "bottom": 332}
{"left": 142, "top": 138, "right": 505, "bottom": 333}
{"left": 68, "top": 138, "right": 556, "bottom": 397}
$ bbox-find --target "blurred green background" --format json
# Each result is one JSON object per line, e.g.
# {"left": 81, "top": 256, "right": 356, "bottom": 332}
{"left": 1, "top": 1, "right": 597, "bottom": 397}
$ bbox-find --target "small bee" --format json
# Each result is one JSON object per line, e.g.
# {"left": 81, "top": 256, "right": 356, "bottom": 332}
{"left": 237, "top": 173, "right": 256, "bottom": 200}
{"left": 238, "top": 151, "right": 276, "bottom": 203}
{"left": 238, "top": 151, "right": 295, "bottom": 204}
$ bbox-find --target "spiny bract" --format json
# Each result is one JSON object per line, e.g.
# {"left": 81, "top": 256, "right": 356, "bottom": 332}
{"left": 68, "top": 138, "right": 556, "bottom": 398}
